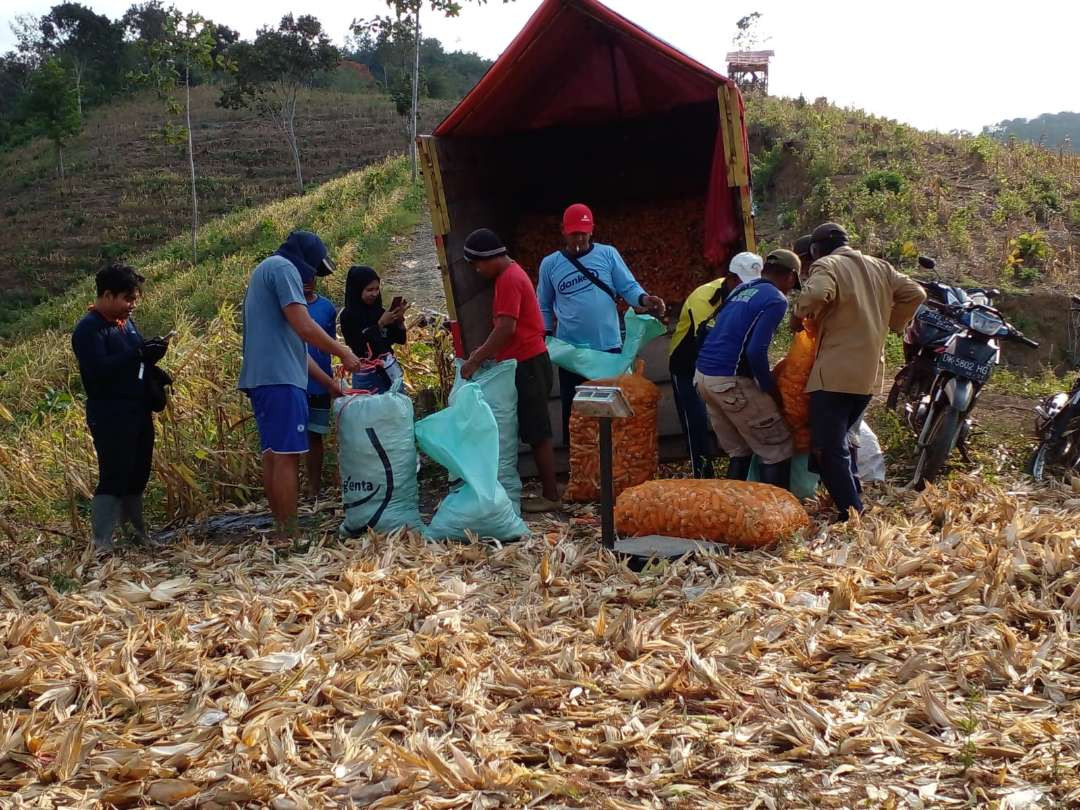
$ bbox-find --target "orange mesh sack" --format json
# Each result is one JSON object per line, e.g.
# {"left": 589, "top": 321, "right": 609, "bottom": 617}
{"left": 564, "top": 362, "right": 660, "bottom": 502}
{"left": 615, "top": 479, "right": 811, "bottom": 549}
{"left": 773, "top": 320, "right": 818, "bottom": 452}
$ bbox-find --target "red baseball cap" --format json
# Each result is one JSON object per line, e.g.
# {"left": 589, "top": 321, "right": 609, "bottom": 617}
{"left": 562, "top": 203, "right": 594, "bottom": 235}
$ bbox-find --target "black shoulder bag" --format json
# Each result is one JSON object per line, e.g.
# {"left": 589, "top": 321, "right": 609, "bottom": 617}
{"left": 145, "top": 365, "right": 173, "bottom": 413}
{"left": 562, "top": 251, "right": 619, "bottom": 303}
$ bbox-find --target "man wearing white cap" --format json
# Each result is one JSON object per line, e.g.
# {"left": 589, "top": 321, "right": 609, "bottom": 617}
{"left": 667, "top": 252, "right": 762, "bottom": 478}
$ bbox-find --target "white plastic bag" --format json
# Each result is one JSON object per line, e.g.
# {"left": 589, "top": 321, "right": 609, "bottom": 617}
{"left": 854, "top": 420, "right": 885, "bottom": 483}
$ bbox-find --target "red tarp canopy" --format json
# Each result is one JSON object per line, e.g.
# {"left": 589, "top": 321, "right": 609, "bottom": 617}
{"left": 436, "top": 0, "right": 732, "bottom": 136}
{"left": 433, "top": 0, "right": 746, "bottom": 264}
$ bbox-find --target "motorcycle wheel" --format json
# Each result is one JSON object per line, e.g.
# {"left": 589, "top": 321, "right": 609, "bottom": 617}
{"left": 913, "top": 406, "right": 961, "bottom": 488}
{"left": 1027, "top": 440, "right": 1050, "bottom": 482}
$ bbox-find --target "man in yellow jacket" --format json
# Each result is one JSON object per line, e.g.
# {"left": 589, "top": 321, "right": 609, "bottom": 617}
{"left": 795, "top": 223, "right": 925, "bottom": 521}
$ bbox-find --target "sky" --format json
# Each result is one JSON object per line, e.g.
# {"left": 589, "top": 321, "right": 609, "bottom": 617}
{"left": 1, "top": 0, "right": 1077, "bottom": 133}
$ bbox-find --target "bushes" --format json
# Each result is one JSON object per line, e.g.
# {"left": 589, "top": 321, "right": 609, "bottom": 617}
{"left": 863, "top": 169, "right": 906, "bottom": 194}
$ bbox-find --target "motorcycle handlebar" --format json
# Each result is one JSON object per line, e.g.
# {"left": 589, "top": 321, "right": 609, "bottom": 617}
{"left": 1017, "top": 335, "right": 1040, "bottom": 349}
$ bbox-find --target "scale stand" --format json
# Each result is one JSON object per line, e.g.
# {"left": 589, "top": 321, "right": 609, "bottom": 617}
{"left": 572, "top": 385, "right": 631, "bottom": 549}
{"left": 573, "top": 384, "right": 726, "bottom": 560}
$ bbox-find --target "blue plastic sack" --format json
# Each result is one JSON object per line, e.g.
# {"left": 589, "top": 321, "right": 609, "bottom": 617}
{"left": 546, "top": 311, "right": 665, "bottom": 380}
{"left": 415, "top": 382, "right": 528, "bottom": 542}
{"left": 747, "top": 452, "right": 820, "bottom": 500}
{"left": 452, "top": 359, "right": 521, "bottom": 514}
{"left": 335, "top": 391, "right": 425, "bottom": 536}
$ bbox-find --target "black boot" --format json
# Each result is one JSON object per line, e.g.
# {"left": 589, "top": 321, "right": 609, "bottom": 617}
{"left": 91, "top": 495, "right": 122, "bottom": 553}
{"left": 758, "top": 459, "right": 791, "bottom": 491}
{"left": 727, "top": 456, "right": 752, "bottom": 481}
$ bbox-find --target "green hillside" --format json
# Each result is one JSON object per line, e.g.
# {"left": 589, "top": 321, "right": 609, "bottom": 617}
{"left": 0, "top": 156, "right": 423, "bottom": 534}
{"left": 746, "top": 96, "right": 1079, "bottom": 290}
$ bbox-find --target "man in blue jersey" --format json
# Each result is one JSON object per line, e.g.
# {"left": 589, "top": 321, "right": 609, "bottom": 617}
{"left": 695, "top": 249, "right": 801, "bottom": 490}
{"left": 303, "top": 277, "right": 341, "bottom": 497}
{"left": 537, "top": 202, "right": 666, "bottom": 445}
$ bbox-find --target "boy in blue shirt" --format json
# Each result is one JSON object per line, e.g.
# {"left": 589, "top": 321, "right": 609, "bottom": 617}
{"left": 537, "top": 203, "right": 666, "bottom": 445}
{"left": 695, "top": 249, "right": 801, "bottom": 490}
{"left": 304, "top": 277, "right": 340, "bottom": 496}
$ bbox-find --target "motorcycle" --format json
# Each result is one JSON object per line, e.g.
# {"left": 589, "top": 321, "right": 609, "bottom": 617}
{"left": 909, "top": 298, "right": 1038, "bottom": 488}
{"left": 1027, "top": 295, "right": 1080, "bottom": 482}
{"left": 887, "top": 256, "right": 999, "bottom": 424}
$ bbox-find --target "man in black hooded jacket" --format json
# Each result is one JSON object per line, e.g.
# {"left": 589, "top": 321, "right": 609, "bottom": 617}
{"left": 72, "top": 264, "right": 168, "bottom": 553}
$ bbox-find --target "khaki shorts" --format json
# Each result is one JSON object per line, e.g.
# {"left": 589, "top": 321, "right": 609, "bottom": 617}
{"left": 694, "top": 373, "right": 793, "bottom": 464}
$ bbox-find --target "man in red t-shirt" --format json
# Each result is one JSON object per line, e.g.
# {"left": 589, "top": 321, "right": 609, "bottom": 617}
{"left": 461, "top": 228, "right": 560, "bottom": 512}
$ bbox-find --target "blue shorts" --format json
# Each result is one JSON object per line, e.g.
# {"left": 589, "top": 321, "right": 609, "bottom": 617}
{"left": 248, "top": 385, "right": 309, "bottom": 454}
{"left": 307, "top": 394, "right": 331, "bottom": 436}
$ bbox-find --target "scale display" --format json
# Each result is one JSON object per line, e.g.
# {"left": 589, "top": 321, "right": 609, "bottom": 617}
{"left": 572, "top": 385, "right": 634, "bottom": 418}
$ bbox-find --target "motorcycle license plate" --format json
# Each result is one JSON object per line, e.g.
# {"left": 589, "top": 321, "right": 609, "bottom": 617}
{"left": 918, "top": 308, "right": 957, "bottom": 332}
{"left": 937, "top": 339, "right": 993, "bottom": 383}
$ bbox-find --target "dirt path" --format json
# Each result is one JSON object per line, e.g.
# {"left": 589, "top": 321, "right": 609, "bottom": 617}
{"left": 382, "top": 219, "right": 447, "bottom": 315}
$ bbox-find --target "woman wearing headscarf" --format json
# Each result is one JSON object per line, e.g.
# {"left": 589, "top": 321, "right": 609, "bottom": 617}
{"left": 338, "top": 266, "right": 409, "bottom": 392}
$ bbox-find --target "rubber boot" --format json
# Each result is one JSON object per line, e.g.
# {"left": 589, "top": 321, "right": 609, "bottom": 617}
{"left": 91, "top": 495, "right": 122, "bottom": 553}
{"left": 758, "top": 459, "right": 792, "bottom": 491}
{"left": 727, "top": 456, "right": 752, "bottom": 481}
{"left": 122, "top": 495, "right": 157, "bottom": 546}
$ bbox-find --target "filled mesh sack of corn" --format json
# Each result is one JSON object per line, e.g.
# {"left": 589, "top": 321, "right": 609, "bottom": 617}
{"left": 615, "top": 479, "right": 811, "bottom": 549}
{"left": 773, "top": 320, "right": 818, "bottom": 452}
{"left": 450, "top": 359, "right": 521, "bottom": 514}
{"left": 415, "top": 382, "right": 528, "bottom": 542}
{"left": 564, "top": 360, "right": 660, "bottom": 502}
{"left": 336, "top": 391, "right": 425, "bottom": 536}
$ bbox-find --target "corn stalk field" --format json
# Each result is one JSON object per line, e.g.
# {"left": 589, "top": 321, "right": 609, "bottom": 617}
{"left": 2, "top": 477, "right": 1080, "bottom": 807}
{"left": 0, "top": 156, "right": 423, "bottom": 536}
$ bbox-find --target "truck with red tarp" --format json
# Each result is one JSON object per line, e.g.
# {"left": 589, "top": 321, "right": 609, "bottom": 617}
{"left": 417, "top": 0, "right": 756, "bottom": 464}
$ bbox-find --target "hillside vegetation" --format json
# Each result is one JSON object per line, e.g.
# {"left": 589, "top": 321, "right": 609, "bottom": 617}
{"left": 746, "top": 95, "right": 1079, "bottom": 291}
{"left": 0, "top": 157, "right": 423, "bottom": 535}
{"left": 0, "top": 86, "right": 453, "bottom": 332}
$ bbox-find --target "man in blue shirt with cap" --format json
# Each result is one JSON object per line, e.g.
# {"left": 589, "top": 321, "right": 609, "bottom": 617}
{"left": 537, "top": 203, "right": 666, "bottom": 445}
{"left": 238, "top": 230, "right": 363, "bottom": 540}
{"left": 695, "top": 249, "right": 801, "bottom": 490}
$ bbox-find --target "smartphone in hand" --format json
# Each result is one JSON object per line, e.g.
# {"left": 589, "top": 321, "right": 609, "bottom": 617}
{"left": 390, "top": 296, "right": 406, "bottom": 310}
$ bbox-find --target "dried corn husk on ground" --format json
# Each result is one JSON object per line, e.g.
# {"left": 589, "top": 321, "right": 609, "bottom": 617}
{"left": 615, "top": 479, "right": 811, "bottom": 548}
{"left": 2, "top": 475, "right": 1080, "bottom": 807}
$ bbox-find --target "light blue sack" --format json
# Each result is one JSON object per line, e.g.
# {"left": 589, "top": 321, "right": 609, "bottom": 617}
{"left": 546, "top": 311, "right": 665, "bottom": 380}
{"left": 415, "top": 382, "right": 528, "bottom": 542}
{"left": 747, "top": 452, "right": 820, "bottom": 500}
{"left": 335, "top": 391, "right": 425, "bottom": 536}
{"left": 451, "top": 359, "right": 521, "bottom": 514}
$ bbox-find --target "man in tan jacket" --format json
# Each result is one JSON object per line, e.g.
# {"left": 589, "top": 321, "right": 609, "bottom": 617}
{"left": 795, "top": 222, "right": 925, "bottom": 521}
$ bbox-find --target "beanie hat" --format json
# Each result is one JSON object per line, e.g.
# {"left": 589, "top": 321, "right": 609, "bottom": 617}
{"left": 463, "top": 228, "right": 508, "bottom": 261}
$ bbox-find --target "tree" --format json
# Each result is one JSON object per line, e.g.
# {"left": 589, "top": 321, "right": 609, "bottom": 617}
{"left": 37, "top": 3, "right": 124, "bottom": 117}
{"left": 219, "top": 15, "right": 340, "bottom": 194}
{"left": 352, "top": 1, "right": 511, "bottom": 182}
{"left": 23, "top": 59, "right": 81, "bottom": 182}
{"left": 122, "top": 0, "right": 170, "bottom": 44}
{"left": 135, "top": 8, "right": 219, "bottom": 263}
